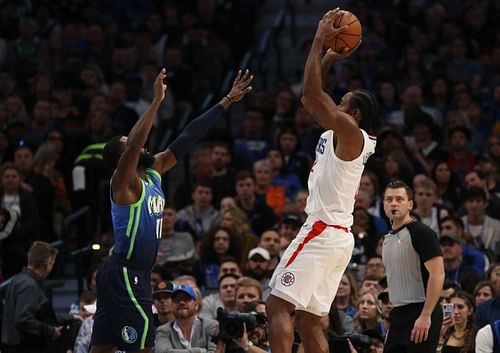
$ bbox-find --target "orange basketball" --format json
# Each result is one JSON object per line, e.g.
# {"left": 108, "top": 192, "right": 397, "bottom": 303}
{"left": 325, "top": 11, "right": 362, "bottom": 53}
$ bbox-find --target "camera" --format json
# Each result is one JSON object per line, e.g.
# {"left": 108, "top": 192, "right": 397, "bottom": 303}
{"left": 328, "top": 334, "right": 371, "bottom": 353}
{"left": 216, "top": 308, "right": 257, "bottom": 342}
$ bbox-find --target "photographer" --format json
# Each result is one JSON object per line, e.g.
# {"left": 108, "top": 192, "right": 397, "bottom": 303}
{"left": 243, "top": 301, "right": 269, "bottom": 351}
{"left": 215, "top": 308, "right": 268, "bottom": 353}
{"left": 155, "top": 285, "right": 218, "bottom": 353}
{"left": 1, "top": 241, "right": 61, "bottom": 353}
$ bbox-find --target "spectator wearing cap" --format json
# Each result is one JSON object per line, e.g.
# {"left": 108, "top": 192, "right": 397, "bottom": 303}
{"left": 278, "top": 213, "right": 302, "bottom": 254}
{"left": 440, "top": 232, "right": 482, "bottom": 292}
{"left": 153, "top": 281, "right": 175, "bottom": 326}
{"left": 439, "top": 215, "right": 486, "bottom": 276}
{"left": 258, "top": 229, "right": 281, "bottom": 271}
{"left": 200, "top": 273, "right": 239, "bottom": 321}
{"left": 463, "top": 170, "right": 500, "bottom": 221}
{"left": 245, "top": 247, "right": 272, "bottom": 300}
{"left": 155, "top": 284, "right": 218, "bottom": 353}
{"left": 461, "top": 187, "right": 500, "bottom": 254}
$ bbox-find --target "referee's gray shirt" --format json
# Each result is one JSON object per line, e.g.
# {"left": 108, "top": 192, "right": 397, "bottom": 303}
{"left": 382, "top": 220, "right": 442, "bottom": 307}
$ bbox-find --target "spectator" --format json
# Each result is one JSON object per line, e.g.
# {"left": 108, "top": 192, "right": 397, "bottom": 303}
{"left": 473, "top": 281, "right": 496, "bottom": 308}
{"left": 276, "top": 126, "right": 311, "bottom": 187}
{"left": 13, "top": 145, "right": 54, "bottom": 241}
{"left": 233, "top": 107, "right": 271, "bottom": 170}
{"left": 333, "top": 271, "right": 359, "bottom": 318}
{"left": 218, "top": 256, "right": 243, "bottom": 278}
{"left": 155, "top": 284, "right": 218, "bottom": 353}
{"left": 200, "top": 273, "right": 239, "bottom": 321}
{"left": 359, "top": 274, "right": 382, "bottom": 296}
{"left": 177, "top": 181, "right": 220, "bottom": 240}
{"left": 235, "top": 277, "right": 262, "bottom": 313}
{"left": 156, "top": 206, "right": 197, "bottom": 267}
{"left": 0, "top": 163, "right": 39, "bottom": 278}
{"left": 438, "top": 291, "right": 476, "bottom": 353}
{"left": 431, "top": 161, "right": 460, "bottom": 210}
{"left": 463, "top": 170, "right": 500, "bottom": 221}
{"left": 209, "top": 141, "right": 235, "bottom": 206}
{"left": 253, "top": 159, "right": 286, "bottom": 218}
{"left": 277, "top": 212, "right": 302, "bottom": 253}
{"left": 234, "top": 170, "right": 275, "bottom": 236}
{"left": 174, "top": 150, "right": 213, "bottom": 210}
{"left": 461, "top": 187, "right": 500, "bottom": 255}
{"left": 153, "top": 280, "right": 175, "bottom": 327}
{"left": 440, "top": 232, "right": 482, "bottom": 293}
{"left": 353, "top": 289, "right": 385, "bottom": 338}
{"left": 447, "top": 126, "right": 476, "bottom": 180}
{"left": 220, "top": 206, "right": 258, "bottom": 262}
{"left": 365, "top": 256, "right": 386, "bottom": 279}
{"left": 245, "top": 247, "right": 272, "bottom": 300}
{"left": 267, "top": 148, "right": 303, "bottom": 203}
{"left": 439, "top": 215, "right": 486, "bottom": 276}
{"left": 199, "top": 226, "right": 243, "bottom": 291}
{"left": 1, "top": 241, "right": 61, "bottom": 352}
{"left": 413, "top": 177, "right": 449, "bottom": 234}
{"left": 258, "top": 229, "right": 281, "bottom": 272}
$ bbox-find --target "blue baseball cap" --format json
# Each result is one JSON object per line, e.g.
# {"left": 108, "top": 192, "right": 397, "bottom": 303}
{"left": 172, "top": 284, "right": 196, "bottom": 301}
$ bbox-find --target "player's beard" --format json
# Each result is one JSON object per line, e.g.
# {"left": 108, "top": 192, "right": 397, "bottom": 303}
{"left": 138, "top": 151, "right": 155, "bottom": 168}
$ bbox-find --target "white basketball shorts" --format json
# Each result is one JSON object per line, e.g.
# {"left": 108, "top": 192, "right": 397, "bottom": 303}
{"left": 269, "top": 218, "right": 354, "bottom": 316}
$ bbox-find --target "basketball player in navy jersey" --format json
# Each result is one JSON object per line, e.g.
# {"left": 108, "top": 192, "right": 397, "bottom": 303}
{"left": 90, "top": 68, "right": 253, "bottom": 353}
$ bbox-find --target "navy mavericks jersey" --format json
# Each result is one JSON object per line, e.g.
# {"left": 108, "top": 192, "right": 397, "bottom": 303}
{"left": 111, "top": 168, "right": 165, "bottom": 267}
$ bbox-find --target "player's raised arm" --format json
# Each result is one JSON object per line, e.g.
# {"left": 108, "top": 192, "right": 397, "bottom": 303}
{"left": 112, "top": 68, "right": 167, "bottom": 204}
{"left": 301, "top": 9, "right": 363, "bottom": 160}
{"left": 152, "top": 69, "right": 253, "bottom": 174}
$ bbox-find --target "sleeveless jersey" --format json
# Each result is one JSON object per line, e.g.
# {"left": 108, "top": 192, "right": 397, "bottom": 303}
{"left": 305, "top": 129, "right": 376, "bottom": 228}
{"left": 111, "top": 168, "right": 165, "bottom": 267}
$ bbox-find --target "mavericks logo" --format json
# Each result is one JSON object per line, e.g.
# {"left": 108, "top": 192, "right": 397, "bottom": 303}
{"left": 280, "top": 272, "right": 295, "bottom": 286}
{"left": 121, "top": 326, "right": 138, "bottom": 344}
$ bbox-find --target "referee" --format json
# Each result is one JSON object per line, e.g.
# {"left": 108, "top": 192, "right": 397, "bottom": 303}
{"left": 381, "top": 180, "right": 445, "bottom": 353}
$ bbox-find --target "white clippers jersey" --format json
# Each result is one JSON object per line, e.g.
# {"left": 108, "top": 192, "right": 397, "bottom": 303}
{"left": 305, "top": 129, "right": 376, "bottom": 228}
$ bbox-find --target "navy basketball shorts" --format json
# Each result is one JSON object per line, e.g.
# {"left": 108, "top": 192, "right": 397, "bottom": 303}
{"left": 91, "top": 256, "right": 155, "bottom": 350}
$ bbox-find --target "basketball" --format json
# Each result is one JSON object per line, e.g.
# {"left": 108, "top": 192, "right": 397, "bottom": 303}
{"left": 325, "top": 11, "right": 362, "bottom": 53}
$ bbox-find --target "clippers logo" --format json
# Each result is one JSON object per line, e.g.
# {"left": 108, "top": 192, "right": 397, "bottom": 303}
{"left": 121, "top": 326, "right": 138, "bottom": 344}
{"left": 280, "top": 272, "right": 295, "bottom": 287}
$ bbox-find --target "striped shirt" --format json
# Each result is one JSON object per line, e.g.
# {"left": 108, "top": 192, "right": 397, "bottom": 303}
{"left": 382, "top": 220, "right": 442, "bottom": 307}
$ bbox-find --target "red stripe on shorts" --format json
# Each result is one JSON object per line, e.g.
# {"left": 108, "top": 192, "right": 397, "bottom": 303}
{"left": 284, "top": 220, "right": 350, "bottom": 268}
{"left": 285, "top": 220, "right": 326, "bottom": 268}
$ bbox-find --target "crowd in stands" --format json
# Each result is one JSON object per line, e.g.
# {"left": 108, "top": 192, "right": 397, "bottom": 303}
{"left": 0, "top": 0, "right": 500, "bottom": 352}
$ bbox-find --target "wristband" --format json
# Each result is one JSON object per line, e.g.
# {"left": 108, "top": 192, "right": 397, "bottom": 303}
{"left": 225, "top": 95, "right": 233, "bottom": 102}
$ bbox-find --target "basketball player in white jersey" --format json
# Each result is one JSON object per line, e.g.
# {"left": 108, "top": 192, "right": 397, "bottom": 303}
{"left": 267, "top": 9, "right": 377, "bottom": 353}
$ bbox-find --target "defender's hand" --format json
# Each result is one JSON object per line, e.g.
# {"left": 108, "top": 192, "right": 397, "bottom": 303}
{"left": 153, "top": 68, "right": 168, "bottom": 104}
{"left": 226, "top": 69, "right": 253, "bottom": 103}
